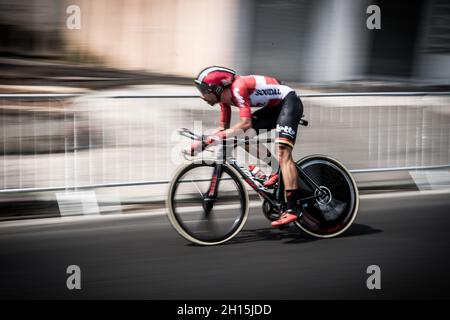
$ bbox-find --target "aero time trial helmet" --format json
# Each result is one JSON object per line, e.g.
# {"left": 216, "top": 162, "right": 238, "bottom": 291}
{"left": 194, "top": 66, "right": 236, "bottom": 98}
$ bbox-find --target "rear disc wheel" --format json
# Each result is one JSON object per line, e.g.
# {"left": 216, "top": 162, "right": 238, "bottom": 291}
{"left": 294, "top": 155, "right": 359, "bottom": 238}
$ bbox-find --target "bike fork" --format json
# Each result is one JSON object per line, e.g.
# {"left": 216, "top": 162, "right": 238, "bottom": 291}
{"left": 203, "top": 164, "right": 223, "bottom": 215}
{"left": 207, "top": 164, "right": 223, "bottom": 198}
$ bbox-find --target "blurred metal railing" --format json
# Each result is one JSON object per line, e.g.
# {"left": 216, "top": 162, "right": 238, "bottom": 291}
{"left": 1, "top": 92, "right": 450, "bottom": 194}
{"left": 1, "top": 166, "right": 450, "bottom": 194}
{"left": 2, "top": 91, "right": 450, "bottom": 99}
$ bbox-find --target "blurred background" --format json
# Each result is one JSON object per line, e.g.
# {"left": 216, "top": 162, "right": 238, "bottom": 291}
{"left": 1, "top": 0, "right": 450, "bottom": 84}
{"left": 1, "top": 0, "right": 450, "bottom": 301}
{"left": 0, "top": 0, "right": 449, "bottom": 219}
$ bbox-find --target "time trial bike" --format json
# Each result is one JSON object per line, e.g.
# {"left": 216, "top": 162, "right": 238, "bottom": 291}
{"left": 166, "top": 125, "right": 359, "bottom": 246}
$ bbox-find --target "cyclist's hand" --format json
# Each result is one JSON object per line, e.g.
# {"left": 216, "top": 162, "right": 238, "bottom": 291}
{"left": 183, "top": 133, "right": 225, "bottom": 157}
{"left": 186, "top": 133, "right": 225, "bottom": 157}
{"left": 187, "top": 140, "right": 204, "bottom": 157}
{"left": 203, "top": 135, "right": 221, "bottom": 145}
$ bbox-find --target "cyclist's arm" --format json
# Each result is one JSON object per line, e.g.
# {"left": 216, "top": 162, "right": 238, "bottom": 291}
{"left": 224, "top": 117, "right": 252, "bottom": 136}
{"left": 215, "top": 103, "right": 231, "bottom": 132}
{"left": 225, "top": 84, "right": 253, "bottom": 136}
{"left": 209, "top": 117, "right": 251, "bottom": 143}
{"left": 218, "top": 121, "right": 230, "bottom": 131}
{"left": 213, "top": 85, "right": 253, "bottom": 139}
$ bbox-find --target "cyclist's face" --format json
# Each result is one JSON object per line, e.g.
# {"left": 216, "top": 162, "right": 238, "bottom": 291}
{"left": 201, "top": 92, "right": 218, "bottom": 106}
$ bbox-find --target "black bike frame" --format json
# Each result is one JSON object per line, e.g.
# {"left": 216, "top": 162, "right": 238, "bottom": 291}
{"left": 206, "top": 157, "right": 323, "bottom": 209}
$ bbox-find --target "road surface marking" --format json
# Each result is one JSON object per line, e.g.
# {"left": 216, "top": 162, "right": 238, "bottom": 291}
{"left": 1, "top": 189, "right": 450, "bottom": 228}
{"left": 0, "top": 201, "right": 263, "bottom": 228}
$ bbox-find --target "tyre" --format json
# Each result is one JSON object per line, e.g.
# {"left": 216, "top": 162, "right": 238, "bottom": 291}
{"left": 166, "top": 161, "right": 249, "bottom": 245}
{"left": 294, "top": 155, "right": 359, "bottom": 238}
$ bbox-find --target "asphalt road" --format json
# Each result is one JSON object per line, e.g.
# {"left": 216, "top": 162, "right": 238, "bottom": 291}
{"left": 1, "top": 191, "right": 450, "bottom": 300}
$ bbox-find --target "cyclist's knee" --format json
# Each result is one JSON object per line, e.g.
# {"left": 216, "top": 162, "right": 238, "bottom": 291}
{"left": 277, "top": 144, "right": 292, "bottom": 163}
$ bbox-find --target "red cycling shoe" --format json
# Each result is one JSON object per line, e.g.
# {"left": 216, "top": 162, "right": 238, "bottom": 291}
{"left": 271, "top": 209, "right": 302, "bottom": 227}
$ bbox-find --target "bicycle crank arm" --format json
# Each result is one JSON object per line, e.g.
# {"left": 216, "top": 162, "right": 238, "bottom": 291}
{"left": 299, "top": 194, "right": 323, "bottom": 202}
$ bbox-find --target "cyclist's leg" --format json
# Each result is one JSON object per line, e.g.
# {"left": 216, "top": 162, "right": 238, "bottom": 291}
{"left": 272, "top": 92, "right": 304, "bottom": 226}
{"left": 277, "top": 146, "right": 298, "bottom": 190}
{"left": 248, "top": 105, "right": 281, "bottom": 172}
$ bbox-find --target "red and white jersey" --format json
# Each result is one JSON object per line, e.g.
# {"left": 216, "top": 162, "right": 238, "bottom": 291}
{"left": 219, "top": 75, "right": 294, "bottom": 123}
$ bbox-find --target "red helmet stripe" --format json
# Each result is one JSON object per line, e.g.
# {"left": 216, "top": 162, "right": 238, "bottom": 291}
{"left": 197, "top": 66, "right": 236, "bottom": 82}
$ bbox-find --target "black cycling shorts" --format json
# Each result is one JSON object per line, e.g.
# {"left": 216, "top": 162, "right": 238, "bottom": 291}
{"left": 251, "top": 92, "right": 303, "bottom": 149}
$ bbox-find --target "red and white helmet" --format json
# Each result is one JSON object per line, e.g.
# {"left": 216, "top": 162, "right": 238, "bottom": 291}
{"left": 194, "top": 66, "right": 236, "bottom": 97}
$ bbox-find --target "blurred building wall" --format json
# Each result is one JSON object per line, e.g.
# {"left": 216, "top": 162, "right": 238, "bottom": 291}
{"left": 63, "top": 0, "right": 241, "bottom": 76}
{"left": 413, "top": 0, "right": 450, "bottom": 84}
{"left": 0, "top": 0, "right": 448, "bottom": 83}
{"left": 248, "top": 0, "right": 372, "bottom": 82}
{"left": 366, "top": 0, "right": 425, "bottom": 79}
{"left": 0, "top": 0, "right": 65, "bottom": 57}
{"left": 62, "top": 0, "right": 374, "bottom": 81}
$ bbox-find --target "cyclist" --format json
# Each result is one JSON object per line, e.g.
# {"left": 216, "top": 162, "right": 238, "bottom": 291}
{"left": 189, "top": 66, "right": 304, "bottom": 227}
